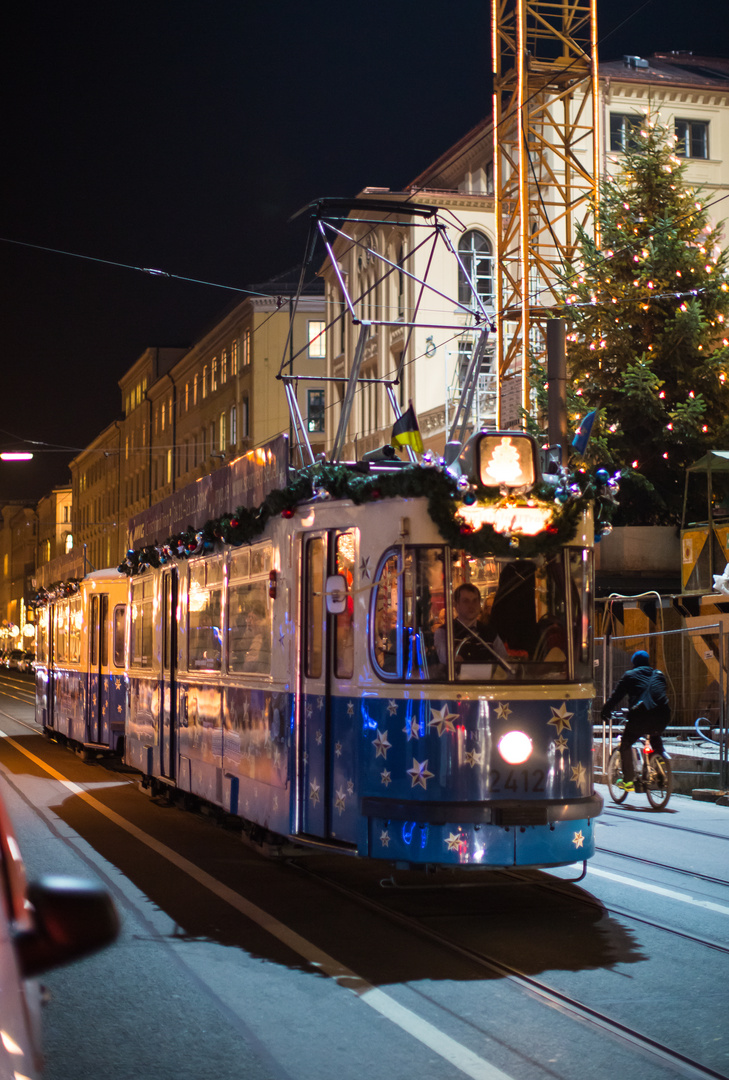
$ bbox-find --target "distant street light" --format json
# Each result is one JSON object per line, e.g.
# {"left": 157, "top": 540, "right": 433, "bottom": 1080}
{"left": 1, "top": 452, "right": 33, "bottom": 461}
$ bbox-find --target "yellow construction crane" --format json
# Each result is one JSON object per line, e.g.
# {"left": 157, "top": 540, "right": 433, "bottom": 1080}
{"left": 492, "top": 0, "right": 600, "bottom": 426}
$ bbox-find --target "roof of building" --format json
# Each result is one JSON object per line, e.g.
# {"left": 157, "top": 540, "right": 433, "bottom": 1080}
{"left": 601, "top": 53, "right": 729, "bottom": 89}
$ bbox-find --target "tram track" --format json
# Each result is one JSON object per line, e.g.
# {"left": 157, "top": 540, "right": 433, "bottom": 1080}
{"left": 602, "top": 807, "right": 729, "bottom": 843}
{"left": 594, "top": 845, "right": 729, "bottom": 888}
{"left": 288, "top": 858, "right": 729, "bottom": 1080}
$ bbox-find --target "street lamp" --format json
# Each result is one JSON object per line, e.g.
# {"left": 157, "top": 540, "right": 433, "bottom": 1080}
{"left": 0, "top": 453, "right": 34, "bottom": 461}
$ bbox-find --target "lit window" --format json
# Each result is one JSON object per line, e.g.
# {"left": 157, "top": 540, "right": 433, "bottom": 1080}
{"left": 242, "top": 329, "right": 251, "bottom": 367}
{"left": 202, "top": 366, "right": 208, "bottom": 399}
{"left": 230, "top": 404, "right": 237, "bottom": 446}
{"left": 193, "top": 373, "right": 199, "bottom": 405}
{"left": 219, "top": 411, "right": 226, "bottom": 450}
{"left": 307, "top": 389, "right": 325, "bottom": 433}
{"left": 675, "top": 118, "right": 709, "bottom": 159}
{"left": 212, "top": 357, "right": 218, "bottom": 391}
{"left": 221, "top": 348, "right": 228, "bottom": 383}
{"left": 231, "top": 339, "right": 239, "bottom": 375}
{"left": 458, "top": 231, "right": 494, "bottom": 308}
{"left": 308, "top": 321, "right": 326, "bottom": 358}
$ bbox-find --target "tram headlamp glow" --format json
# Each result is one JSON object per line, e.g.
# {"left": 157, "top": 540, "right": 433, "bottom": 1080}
{"left": 498, "top": 730, "right": 533, "bottom": 764}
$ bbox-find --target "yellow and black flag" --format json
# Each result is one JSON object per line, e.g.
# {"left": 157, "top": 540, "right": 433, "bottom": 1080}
{"left": 391, "top": 402, "right": 424, "bottom": 454}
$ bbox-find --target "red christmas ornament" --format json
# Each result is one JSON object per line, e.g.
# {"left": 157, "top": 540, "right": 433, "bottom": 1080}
{"left": 230, "top": 518, "right": 239, "bottom": 528}
{"left": 281, "top": 508, "right": 294, "bottom": 519}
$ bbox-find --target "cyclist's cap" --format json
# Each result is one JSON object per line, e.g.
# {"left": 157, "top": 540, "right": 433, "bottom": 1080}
{"left": 631, "top": 649, "right": 650, "bottom": 667}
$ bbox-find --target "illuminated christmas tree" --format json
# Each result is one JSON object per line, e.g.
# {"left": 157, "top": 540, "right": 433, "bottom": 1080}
{"left": 560, "top": 115, "right": 729, "bottom": 524}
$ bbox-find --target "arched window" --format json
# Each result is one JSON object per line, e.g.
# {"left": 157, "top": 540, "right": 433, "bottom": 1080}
{"left": 458, "top": 231, "right": 494, "bottom": 308}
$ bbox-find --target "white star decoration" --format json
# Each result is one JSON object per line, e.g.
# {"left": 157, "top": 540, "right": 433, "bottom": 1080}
{"left": 548, "top": 702, "right": 573, "bottom": 736}
{"left": 495, "top": 702, "right": 512, "bottom": 720}
{"left": 445, "top": 831, "right": 463, "bottom": 852}
{"left": 334, "top": 788, "right": 346, "bottom": 815}
{"left": 359, "top": 556, "right": 371, "bottom": 579}
{"left": 346, "top": 779, "right": 354, "bottom": 796}
{"left": 373, "top": 729, "right": 392, "bottom": 758}
{"left": 402, "top": 717, "right": 420, "bottom": 741}
{"left": 309, "top": 779, "right": 321, "bottom": 805}
{"left": 334, "top": 742, "right": 342, "bottom": 757}
{"left": 429, "top": 704, "right": 458, "bottom": 736}
{"left": 572, "top": 830, "right": 585, "bottom": 849}
{"left": 380, "top": 830, "right": 391, "bottom": 847}
{"left": 380, "top": 769, "right": 392, "bottom": 787}
{"left": 571, "top": 763, "right": 588, "bottom": 791}
{"left": 407, "top": 758, "right": 434, "bottom": 789}
{"left": 554, "top": 734, "right": 568, "bottom": 753}
{"left": 465, "top": 747, "right": 485, "bottom": 767}
{"left": 387, "top": 699, "right": 398, "bottom": 716}
{"left": 315, "top": 729, "right": 323, "bottom": 745}
{"left": 347, "top": 701, "right": 354, "bottom": 716}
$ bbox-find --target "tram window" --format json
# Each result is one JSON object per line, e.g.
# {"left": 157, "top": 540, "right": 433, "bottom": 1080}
{"left": 90, "top": 595, "right": 99, "bottom": 666}
{"left": 68, "top": 596, "right": 82, "bottom": 663}
{"left": 130, "top": 578, "right": 154, "bottom": 668}
{"left": 36, "top": 610, "right": 48, "bottom": 665}
{"left": 113, "top": 605, "right": 126, "bottom": 667}
{"left": 305, "top": 537, "right": 324, "bottom": 679}
{"left": 188, "top": 559, "right": 223, "bottom": 671}
{"left": 372, "top": 547, "right": 445, "bottom": 680}
{"left": 230, "top": 548, "right": 250, "bottom": 579}
{"left": 334, "top": 531, "right": 356, "bottom": 679}
{"left": 55, "top": 603, "right": 68, "bottom": 663}
{"left": 372, "top": 548, "right": 573, "bottom": 683}
{"left": 250, "top": 546, "right": 272, "bottom": 576}
{"left": 568, "top": 549, "right": 593, "bottom": 679}
{"left": 228, "top": 580, "right": 271, "bottom": 673}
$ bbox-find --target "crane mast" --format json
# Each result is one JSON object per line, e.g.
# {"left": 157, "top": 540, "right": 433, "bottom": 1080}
{"left": 492, "top": 0, "right": 600, "bottom": 425}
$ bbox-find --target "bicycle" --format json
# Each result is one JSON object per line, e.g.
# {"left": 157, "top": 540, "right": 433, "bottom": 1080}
{"left": 605, "top": 710, "right": 673, "bottom": 810}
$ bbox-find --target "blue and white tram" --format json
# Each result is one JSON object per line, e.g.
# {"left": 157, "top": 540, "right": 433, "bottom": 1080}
{"left": 34, "top": 569, "right": 128, "bottom": 755}
{"left": 125, "top": 431, "right": 602, "bottom": 868}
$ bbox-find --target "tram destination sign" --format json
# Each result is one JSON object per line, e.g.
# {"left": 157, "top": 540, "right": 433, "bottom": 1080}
{"left": 127, "top": 434, "right": 289, "bottom": 549}
{"left": 458, "top": 431, "right": 538, "bottom": 491}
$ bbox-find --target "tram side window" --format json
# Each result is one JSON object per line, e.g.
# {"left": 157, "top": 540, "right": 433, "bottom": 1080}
{"left": 188, "top": 559, "right": 222, "bottom": 670}
{"left": 305, "top": 537, "right": 324, "bottom": 679}
{"left": 55, "top": 603, "right": 68, "bottom": 664}
{"left": 68, "top": 596, "right": 82, "bottom": 663}
{"left": 36, "top": 609, "right": 49, "bottom": 665}
{"left": 568, "top": 548, "right": 593, "bottom": 680}
{"left": 113, "top": 605, "right": 126, "bottom": 667}
{"left": 334, "top": 530, "right": 356, "bottom": 679}
{"left": 228, "top": 580, "right": 271, "bottom": 673}
{"left": 130, "top": 578, "right": 154, "bottom": 668}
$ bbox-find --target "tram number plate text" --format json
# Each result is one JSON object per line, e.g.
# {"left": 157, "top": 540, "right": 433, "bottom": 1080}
{"left": 489, "top": 769, "right": 545, "bottom": 793}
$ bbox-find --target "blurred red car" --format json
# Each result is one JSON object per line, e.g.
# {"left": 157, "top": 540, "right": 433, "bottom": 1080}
{"left": 0, "top": 785, "right": 119, "bottom": 1078}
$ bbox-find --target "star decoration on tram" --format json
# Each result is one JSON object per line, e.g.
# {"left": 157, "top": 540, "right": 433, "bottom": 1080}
{"left": 347, "top": 701, "right": 355, "bottom": 716}
{"left": 407, "top": 758, "right": 434, "bottom": 789}
{"left": 347, "top": 779, "right": 354, "bottom": 796}
{"left": 359, "top": 556, "right": 371, "bottom": 580}
{"left": 572, "top": 830, "right": 585, "bottom": 849}
{"left": 380, "top": 769, "right": 392, "bottom": 787}
{"left": 334, "top": 742, "right": 342, "bottom": 757}
{"left": 495, "top": 702, "right": 512, "bottom": 720}
{"left": 315, "top": 729, "right": 323, "bottom": 745}
{"left": 445, "top": 831, "right": 463, "bottom": 852}
{"left": 334, "top": 788, "right": 346, "bottom": 815}
{"left": 115, "top": 677, "right": 121, "bottom": 690}
{"left": 429, "top": 704, "right": 458, "bottom": 736}
{"left": 309, "top": 779, "right": 321, "bottom": 805}
{"left": 387, "top": 700, "right": 398, "bottom": 716}
{"left": 554, "top": 734, "right": 568, "bottom": 753}
{"left": 402, "top": 717, "right": 420, "bottom": 741}
{"left": 548, "top": 702, "right": 573, "bottom": 736}
{"left": 571, "top": 763, "right": 588, "bottom": 791}
{"left": 464, "top": 747, "right": 485, "bottom": 767}
{"left": 373, "top": 729, "right": 392, "bottom": 758}
{"left": 380, "top": 830, "right": 391, "bottom": 848}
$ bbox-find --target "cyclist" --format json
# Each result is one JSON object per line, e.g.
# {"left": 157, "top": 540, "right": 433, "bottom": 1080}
{"left": 601, "top": 650, "right": 671, "bottom": 792}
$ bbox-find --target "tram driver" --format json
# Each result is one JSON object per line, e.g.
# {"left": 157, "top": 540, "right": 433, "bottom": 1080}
{"left": 434, "top": 583, "right": 496, "bottom": 666}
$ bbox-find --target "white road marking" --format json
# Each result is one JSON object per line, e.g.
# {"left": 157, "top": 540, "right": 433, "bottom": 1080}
{"left": 588, "top": 865, "right": 729, "bottom": 915}
{"left": 0, "top": 728, "right": 513, "bottom": 1080}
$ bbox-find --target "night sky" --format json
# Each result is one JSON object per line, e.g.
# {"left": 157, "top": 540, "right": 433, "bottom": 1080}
{"left": 0, "top": 0, "right": 725, "bottom": 503}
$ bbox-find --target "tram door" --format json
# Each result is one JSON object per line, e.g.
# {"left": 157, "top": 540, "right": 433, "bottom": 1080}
{"left": 298, "top": 530, "right": 356, "bottom": 843}
{"left": 160, "top": 568, "right": 178, "bottom": 780}
{"left": 88, "top": 593, "right": 110, "bottom": 745}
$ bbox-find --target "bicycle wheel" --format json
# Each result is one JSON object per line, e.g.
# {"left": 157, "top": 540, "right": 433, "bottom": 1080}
{"left": 606, "top": 748, "right": 628, "bottom": 803}
{"left": 645, "top": 754, "right": 673, "bottom": 810}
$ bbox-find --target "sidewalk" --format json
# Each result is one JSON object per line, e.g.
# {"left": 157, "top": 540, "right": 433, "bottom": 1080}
{"left": 595, "top": 735, "right": 729, "bottom": 802}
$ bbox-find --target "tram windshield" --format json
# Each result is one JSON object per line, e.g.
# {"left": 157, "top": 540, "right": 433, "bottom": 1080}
{"left": 372, "top": 546, "right": 592, "bottom": 684}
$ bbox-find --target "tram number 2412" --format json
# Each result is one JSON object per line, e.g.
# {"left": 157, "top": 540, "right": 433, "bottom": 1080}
{"left": 489, "top": 768, "right": 545, "bottom": 793}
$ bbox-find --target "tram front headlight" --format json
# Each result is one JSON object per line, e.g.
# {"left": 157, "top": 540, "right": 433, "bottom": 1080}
{"left": 498, "top": 730, "right": 533, "bottom": 765}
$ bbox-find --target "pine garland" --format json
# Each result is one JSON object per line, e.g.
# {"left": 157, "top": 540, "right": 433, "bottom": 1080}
{"left": 113, "top": 460, "right": 613, "bottom": 576}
